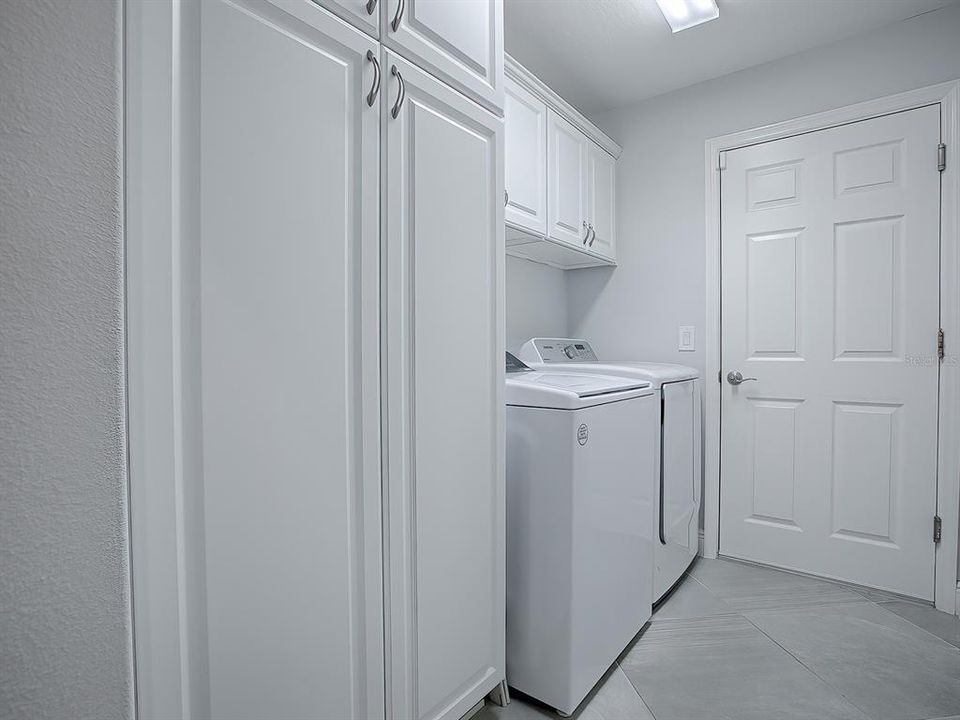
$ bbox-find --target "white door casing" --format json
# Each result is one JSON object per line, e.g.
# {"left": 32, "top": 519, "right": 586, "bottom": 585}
{"left": 382, "top": 51, "right": 506, "bottom": 720}
{"left": 383, "top": 0, "right": 504, "bottom": 114}
{"left": 547, "top": 109, "right": 588, "bottom": 249}
{"left": 719, "top": 106, "right": 941, "bottom": 600}
{"left": 587, "top": 142, "right": 616, "bottom": 261}
{"left": 128, "top": 0, "right": 384, "bottom": 717}
{"left": 504, "top": 76, "right": 547, "bottom": 236}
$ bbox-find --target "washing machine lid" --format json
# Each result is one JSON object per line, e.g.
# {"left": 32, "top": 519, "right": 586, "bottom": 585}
{"left": 519, "top": 338, "right": 699, "bottom": 385}
{"left": 506, "top": 370, "right": 652, "bottom": 409}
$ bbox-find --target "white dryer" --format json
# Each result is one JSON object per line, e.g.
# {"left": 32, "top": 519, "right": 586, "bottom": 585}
{"left": 505, "top": 353, "right": 657, "bottom": 717}
{"left": 519, "top": 339, "right": 701, "bottom": 602}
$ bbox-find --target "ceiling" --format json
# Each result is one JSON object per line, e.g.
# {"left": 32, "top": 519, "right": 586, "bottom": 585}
{"left": 504, "top": 0, "right": 959, "bottom": 115}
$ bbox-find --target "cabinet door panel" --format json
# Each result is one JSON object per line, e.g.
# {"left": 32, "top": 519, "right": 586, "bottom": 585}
{"left": 315, "top": 0, "right": 380, "bottom": 37}
{"left": 383, "top": 51, "right": 505, "bottom": 720}
{"left": 199, "top": 2, "right": 383, "bottom": 719}
{"left": 547, "top": 109, "right": 587, "bottom": 248}
{"left": 384, "top": 0, "right": 504, "bottom": 113}
{"left": 587, "top": 142, "right": 616, "bottom": 260}
{"left": 504, "top": 77, "right": 547, "bottom": 236}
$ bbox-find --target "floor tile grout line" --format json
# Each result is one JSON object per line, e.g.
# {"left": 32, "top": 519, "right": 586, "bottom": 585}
{"left": 616, "top": 660, "right": 664, "bottom": 720}
{"left": 870, "top": 600, "right": 960, "bottom": 655}
{"left": 738, "top": 607, "right": 878, "bottom": 720}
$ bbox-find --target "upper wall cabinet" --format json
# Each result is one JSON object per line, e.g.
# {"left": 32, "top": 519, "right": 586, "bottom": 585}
{"left": 316, "top": 0, "right": 380, "bottom": 37}
{"left": 383, "top": 0, "right": 504, "bottom": 113}
{"left": 587, "top": 141, "right": 616, "bottom": 260}
{"left": 504, "top": 78, "right": 547, "bottom": 236}
{"left": 547, "top": 109, "right": 588, "bottom": 249}
{"left": 504, "top": 55, "right": 620, "bottom": 270}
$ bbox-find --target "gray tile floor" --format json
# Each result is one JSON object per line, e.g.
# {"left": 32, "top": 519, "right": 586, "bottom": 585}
{"left": 478, "top": 557, "right": 960, "bottom": 720}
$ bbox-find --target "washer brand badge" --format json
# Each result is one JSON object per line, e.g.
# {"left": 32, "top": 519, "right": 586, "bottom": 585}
{"left": 577, "top": 423, "right": 589, "bottom": 446}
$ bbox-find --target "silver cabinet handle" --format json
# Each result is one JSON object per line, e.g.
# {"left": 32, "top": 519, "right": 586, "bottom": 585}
{"left": 582, "top": 220, "right": 589, "bottom": 244}
{"left": 727, "top": 371, "right": 758, "bottom": 385}
{"left": 366, "top": 50, "right": 380, "bottom": 107}
{"left": 366, "top": 0, "right": 377, "bottom": 14}
{"left": 504, "top": 190, "right": 509, "bottom": 207}
{"left": 588, "top": 224, "right": 596, "bottom": 247}
{"left": 391, "top": 0, "right": 404, "bottom": 31}
{"left": 390, "top": 65, "right": 405, "bottom": 119}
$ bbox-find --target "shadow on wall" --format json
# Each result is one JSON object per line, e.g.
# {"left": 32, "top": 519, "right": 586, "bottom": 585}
{"left": 566, "top": 264, "right": 616, "bottom": 339}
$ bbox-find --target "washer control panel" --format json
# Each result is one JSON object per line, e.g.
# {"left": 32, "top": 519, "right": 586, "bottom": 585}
{"left": 534, "top": 339, "right": 598, "bottom": 363}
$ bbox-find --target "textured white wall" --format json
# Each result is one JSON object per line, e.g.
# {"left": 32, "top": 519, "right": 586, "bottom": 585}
{"left": 0, "top": 1, "right": 134, "bottom": 718}
{"left": 505, "top": 255, "right": 570, "bottom": 355}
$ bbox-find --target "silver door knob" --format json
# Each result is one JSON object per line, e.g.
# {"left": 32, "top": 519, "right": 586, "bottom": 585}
{"left": 727, "top": 371, "right": 757, "bottom": 385}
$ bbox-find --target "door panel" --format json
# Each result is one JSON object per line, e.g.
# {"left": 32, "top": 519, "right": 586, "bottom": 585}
{"left": 384, "top": 0, "right": 503, "bottom": 113}
{"left": 587, "top": 142, "right": 616, "bottom": 260}
{"left": 720, "top": 105, "right": 940, "bottom": 599}
{"left": 383, "top": 52, "right": 505, "bottom": 720}
{"left": 661, "top": 381, "right": 699, "bottom": 548}
{"left": 547, "top": 110, "right": 587, "bottom": 249}
{"left": 316, "top": 0, "right": 379, "bottom": 37}
{"left": 199, "top": 1, "right": 383, "bottom": 718}
{"left": 504, "top": 77, "right": 547, "bottom": 236}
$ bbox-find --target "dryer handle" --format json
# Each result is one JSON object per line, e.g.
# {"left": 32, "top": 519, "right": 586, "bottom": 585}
{"left": 658, "top": 389, "right": 667, "bottom": 546}
{"left": 693, "top": 379, "right": 702, "bottom": 507}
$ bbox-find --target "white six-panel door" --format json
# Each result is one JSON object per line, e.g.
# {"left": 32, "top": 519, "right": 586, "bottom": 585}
{"left": 720, "top": 105, "right": 941, "bottom": 599}
{"left": 382, "top": 51, "right": 506, "bottom": 720}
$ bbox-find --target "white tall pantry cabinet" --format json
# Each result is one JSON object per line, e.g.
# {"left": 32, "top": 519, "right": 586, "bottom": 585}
{"left": 383, "top": 52, "right": 505, "bottom": 720}
{"left": 127, "top": 1, "right": 505, "bottom": 719}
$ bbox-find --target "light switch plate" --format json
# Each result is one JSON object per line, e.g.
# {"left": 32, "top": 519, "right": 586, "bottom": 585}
{"left": 678, "top": 325, "right": 695, "bottom": 352}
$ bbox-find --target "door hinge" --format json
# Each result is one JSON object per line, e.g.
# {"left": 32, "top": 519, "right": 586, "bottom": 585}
{"left": 934, "top": 515, "right": 942, "bottom": 543}
{"left": 938, "top": 328, "right": 945, "bottom": 360}
{"left": 939, "top": 143, "right": 947, "bottom": 172}
{"left": 717, "top": 151, "right": 726, "bottom": 171}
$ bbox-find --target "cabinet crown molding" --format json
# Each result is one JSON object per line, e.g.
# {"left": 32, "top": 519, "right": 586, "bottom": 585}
{"left": 505, "top": 53, "right": 622, "bottom": 159}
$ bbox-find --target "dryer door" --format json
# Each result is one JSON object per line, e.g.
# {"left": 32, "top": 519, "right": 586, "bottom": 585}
{"left": 660, "top": 379, "right": 701, "bottom": 558}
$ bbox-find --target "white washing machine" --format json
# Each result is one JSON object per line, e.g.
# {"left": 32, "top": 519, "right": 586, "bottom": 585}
{"left": 505, "top": 352, "right": 657, "bottom": 717}
{"left": 519, "top": 339, "right": 701, "bottom": 602}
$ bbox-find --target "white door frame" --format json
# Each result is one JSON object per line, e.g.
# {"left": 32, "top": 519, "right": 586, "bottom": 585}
{"left": 704, "top": 80, "right": 960, "bottom": 613}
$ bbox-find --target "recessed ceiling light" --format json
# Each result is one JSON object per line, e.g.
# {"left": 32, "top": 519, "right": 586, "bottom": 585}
{"left": 655, "top": 0, "right": 719, "bottom": 33}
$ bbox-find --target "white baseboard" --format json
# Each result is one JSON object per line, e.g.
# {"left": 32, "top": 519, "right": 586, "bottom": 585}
{"left": 698, "top": 529, "right": 717, "bottom": 559}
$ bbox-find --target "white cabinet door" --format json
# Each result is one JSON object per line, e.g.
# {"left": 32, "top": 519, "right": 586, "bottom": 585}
{"left": 587, "top": 141, "right": 616, "bottom": 261}
{"left": 547, "top": 109, "right": 588, "bottom": 249}
{"left": 383, "top": 51, "right": 505, "bottom": 720}
{"left": 316, "top": 0, "right": 379, "bottom": 37}
{"left": 383, "top": 0, "right": 503, "bottom": 114}
{"left": 199, "top": 2, "right": 384, "bottom": 718}
{"left": 504, "top": 77, "right": 547, "bottom": 236}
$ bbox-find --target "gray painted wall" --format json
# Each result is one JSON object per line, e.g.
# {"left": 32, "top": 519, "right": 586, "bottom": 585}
{"left": 0, "top": 1, "right": 134, "bottom": 718}
{"left": 505, "top": 255, "right": 569, "bottom": 355}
